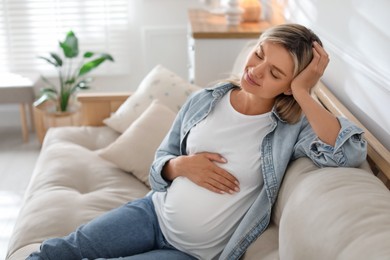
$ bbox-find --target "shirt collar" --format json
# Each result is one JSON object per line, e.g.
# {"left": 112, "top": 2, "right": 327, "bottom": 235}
{"left": 207, "top": 82, "right": 287, "bottom": 123}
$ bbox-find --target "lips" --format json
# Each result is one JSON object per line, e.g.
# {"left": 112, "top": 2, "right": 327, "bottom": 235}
{"left": 244, "top": 70, "right": 261, "bottom": 87}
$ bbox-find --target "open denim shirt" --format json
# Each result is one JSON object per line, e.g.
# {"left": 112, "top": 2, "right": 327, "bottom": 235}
{"left": 149, "top": 83, "right": 367, "bottom": 259}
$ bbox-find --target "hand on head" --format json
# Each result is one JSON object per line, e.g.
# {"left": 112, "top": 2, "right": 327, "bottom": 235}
{"left": 290, "top": 41, "right": 330, "bottom": 95}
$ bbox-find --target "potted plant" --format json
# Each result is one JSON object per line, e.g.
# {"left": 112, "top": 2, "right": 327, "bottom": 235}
{"left": 33, "top": 30, "right": 114, "bottom": 143}
{"left": 34, "top": 30, "right": 114, "bottom": 113}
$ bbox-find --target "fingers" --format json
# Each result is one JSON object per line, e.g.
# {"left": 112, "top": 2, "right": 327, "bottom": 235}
{"left": 204, "top": 177, "right": 240, "bottom": 194}
{"left": 313, "top": 41, "right": 328, "bottom": 58}
{"left": 203, "top": 152, "right": 227, "bottom": 164}
{"left": 205, "top": 154, "right": 240, "bottom": 194}
{"left": 192, "top": 152, "right": 240, "bottom": 195}
{"left": 210, "top": 168, "right": 240, "bottom": 194}
{"left": 312, "top": 41, "right": 329, "bottom": 74}
{"left": 291, "top": 42, "right": 329, "bottom": 96}
{"left": 214, "top": 165, "right": 239, "bottom": 185}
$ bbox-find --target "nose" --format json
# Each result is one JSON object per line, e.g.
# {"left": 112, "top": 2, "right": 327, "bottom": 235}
{"left": 252, "top": 62, "right": 265, "bottom": 79}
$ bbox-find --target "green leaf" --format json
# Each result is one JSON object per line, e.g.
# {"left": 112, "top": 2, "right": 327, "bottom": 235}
{"left": 83, "top": 52, "right": 94, "bottom": 58}
{"left": 78, "top": 54, "right": 114, "bottom": 77}
{"left": 101, "top": 53, "right": 114, "bottom": 62}
{"left": 59, "top": 31, "right": 79, "bottom": 58}
{"left": 38, "top": 56, "right": 59, "bottom": 67}
{"left": 65, "top": 78, "right": 76, "bottom": 85}
{"left": 40, "top": 88, "right": 58, "bottom": 95}
{"left": 59, "top": 88, "right": 72, "bottom": 111}
{"left": 50, "top": 52, "right": 63, "bottom": 67}
{"left": 33, "top": 92, "right": 58, "bottom": 107}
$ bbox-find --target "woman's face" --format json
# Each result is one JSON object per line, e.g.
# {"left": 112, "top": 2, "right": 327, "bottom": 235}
{"left": 240, "top": 41, "right": 295, "bottom": 99}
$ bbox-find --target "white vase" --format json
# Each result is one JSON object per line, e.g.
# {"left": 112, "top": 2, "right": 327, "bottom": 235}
{"left": 225, "top": 0, "right": 243, "bottom": 26}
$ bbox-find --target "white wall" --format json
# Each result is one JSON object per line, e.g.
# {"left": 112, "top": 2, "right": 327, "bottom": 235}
{"left": 90, "top": 0, "right": 203, "bottom": 92}
{"left": 1, "top": 0, "right": 204, "bottom": 130}
{"left": 285, "top": 0, "right": 390, "bottom": 150}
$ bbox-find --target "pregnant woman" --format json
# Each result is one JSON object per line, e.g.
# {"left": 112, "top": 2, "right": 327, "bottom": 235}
{"left": 28, "top": 23, "right": 366, "bottom": 260}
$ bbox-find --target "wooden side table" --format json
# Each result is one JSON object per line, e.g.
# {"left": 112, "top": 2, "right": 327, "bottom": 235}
{"left": 0, "top": 73, "right": 38, "bottom": 142}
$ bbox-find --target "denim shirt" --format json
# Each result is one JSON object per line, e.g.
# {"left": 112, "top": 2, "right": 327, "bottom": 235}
{"left": 149, "top": 83, "right": 367, "bottom": 259}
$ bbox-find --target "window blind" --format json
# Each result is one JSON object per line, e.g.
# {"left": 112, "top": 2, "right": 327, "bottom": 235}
{"left": 0, "top": 0, "right": 129, "bottom": 76}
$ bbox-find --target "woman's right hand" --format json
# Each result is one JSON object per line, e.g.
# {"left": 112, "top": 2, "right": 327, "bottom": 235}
{"left": 162, "top": 152, "right": 240, "bottom": 194}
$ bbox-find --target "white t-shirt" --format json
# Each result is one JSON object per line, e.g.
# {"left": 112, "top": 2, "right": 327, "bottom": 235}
{"left": 153, "top": 90, "right": 273, "bottom": 259}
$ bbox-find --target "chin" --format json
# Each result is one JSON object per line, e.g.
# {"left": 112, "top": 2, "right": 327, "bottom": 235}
{"left": 240, "top": 76, "right": 259, "bottom": 95}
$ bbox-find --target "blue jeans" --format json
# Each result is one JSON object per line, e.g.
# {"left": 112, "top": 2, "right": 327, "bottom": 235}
{"left": 27, "top": 196, "right": 196, "bottom": 260}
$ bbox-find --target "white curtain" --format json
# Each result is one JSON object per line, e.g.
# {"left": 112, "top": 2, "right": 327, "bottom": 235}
{"left": 0, "top": 0, "right": 129, "bottom": 75}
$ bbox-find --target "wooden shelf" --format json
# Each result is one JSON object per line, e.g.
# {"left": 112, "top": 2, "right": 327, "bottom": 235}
{"left": 188, "top": 9, "right": 272, "bottom": 39}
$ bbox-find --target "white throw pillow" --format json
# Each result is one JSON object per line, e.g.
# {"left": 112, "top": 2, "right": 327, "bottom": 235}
{"left": 103, "top": 64, "right": 200, "bottom": 133}
{"left": 98, "top": 100, "right": 176, "bottom": 187}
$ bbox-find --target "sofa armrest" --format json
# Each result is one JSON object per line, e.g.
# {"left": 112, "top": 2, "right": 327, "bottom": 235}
{"left": 314, "top": 81, "right": 390, "bottom": 188}
{"left": 77, "top": 92, "right": 131, "bottom": 126}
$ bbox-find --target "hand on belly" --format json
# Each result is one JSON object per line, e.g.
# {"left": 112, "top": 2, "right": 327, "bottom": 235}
{"left": 167, "top": 152, "right": 240, "bottom": 195}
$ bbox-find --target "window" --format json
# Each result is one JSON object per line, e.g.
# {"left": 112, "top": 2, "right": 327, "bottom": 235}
{"left": 0, "top": 0, "right": 129, "bottom": 76}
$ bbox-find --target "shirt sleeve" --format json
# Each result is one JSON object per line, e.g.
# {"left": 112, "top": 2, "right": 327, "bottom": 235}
{"left": 148, "top": 95, "right": 194, "bottom": 191}
{"left": 148, "top": 114, "right": 183, "bottom": 191}
{"left": 292, "top": 116, "right": 367, "bottom": 167}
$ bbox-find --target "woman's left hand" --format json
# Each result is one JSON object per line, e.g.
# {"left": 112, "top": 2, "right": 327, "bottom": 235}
{"left": 290, "top": 41, "right": 339, "bottom": 146}
{"left": 291, "top": 41, "right": 330, "bottom": 94}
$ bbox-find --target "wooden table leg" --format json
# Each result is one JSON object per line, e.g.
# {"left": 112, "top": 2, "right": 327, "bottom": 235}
{"left": 28, "top": 103, "right": 35, "bottom": 132}
{"left": 19, "top": 103, "right": 29, "bottom": 142}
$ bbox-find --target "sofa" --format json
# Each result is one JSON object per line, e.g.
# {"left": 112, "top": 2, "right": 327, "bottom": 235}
{"left": 7, "top": 52, "right": 390, "bottom": 259}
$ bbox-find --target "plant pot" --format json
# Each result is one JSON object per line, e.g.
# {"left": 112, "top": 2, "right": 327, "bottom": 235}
{"left": 34, "top": 100, "right": 81, "bottom": 144}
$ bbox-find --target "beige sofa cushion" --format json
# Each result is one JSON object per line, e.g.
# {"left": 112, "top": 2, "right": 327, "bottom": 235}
{"left": 278, "top": 159, "right": 390, "bottom": 260}
{"left": 41, "top": 125, "right": 120, "bottom": 151}
{"left": 103, "top": 65, "right": 200, "bottom": 133}
{"left": 6, "top": 127, "right": 150, "bottom": 259}
{"left": 98, "top": 100, "right": 176, "bottom": 187}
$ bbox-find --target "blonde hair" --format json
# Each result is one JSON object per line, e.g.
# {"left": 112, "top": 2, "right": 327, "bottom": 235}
{"left": 230, "top": 23, "right": 323, "bottom": 124}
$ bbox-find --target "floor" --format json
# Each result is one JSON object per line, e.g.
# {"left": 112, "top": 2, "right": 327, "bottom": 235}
{"left": 0, "top": 104, "right": 40, "bottom": 259}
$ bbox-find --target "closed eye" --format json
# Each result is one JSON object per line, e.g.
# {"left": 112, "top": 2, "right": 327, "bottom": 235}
{"left": 255, "top": 45, "right": 264, "bottom": 59}
{"left": 271, "top": 70, "right": 280, "bottom": 79}
{"left": 255, "top": 51, "right": 280, "bottom": 79}
{"left": 255, "top": 51, "right": 263, "bottom": 59}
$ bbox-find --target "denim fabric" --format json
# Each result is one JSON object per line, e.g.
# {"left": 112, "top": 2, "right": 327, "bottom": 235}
{"left": 27, "top": 196, "right": 196, "bottom": 260}
{"left": 149, "top": 82, "right": 367, "bottom": 259}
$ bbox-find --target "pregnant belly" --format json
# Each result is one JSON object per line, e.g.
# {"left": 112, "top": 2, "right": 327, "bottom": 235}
{"left": 161, "top": 176, "right": 250, "bottom": 243}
